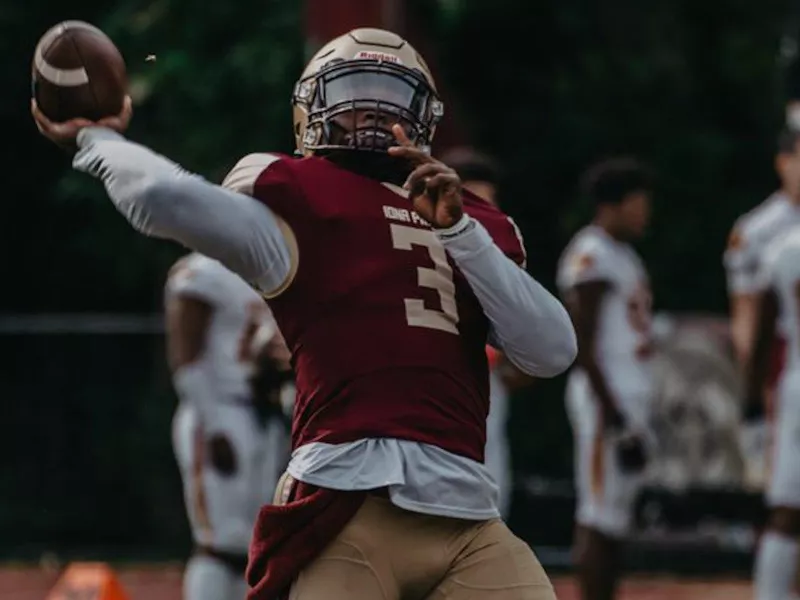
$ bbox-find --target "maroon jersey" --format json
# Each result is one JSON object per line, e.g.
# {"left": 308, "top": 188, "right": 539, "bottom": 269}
{"left": 251, "top": 155, "right": 525, "bottom": 462}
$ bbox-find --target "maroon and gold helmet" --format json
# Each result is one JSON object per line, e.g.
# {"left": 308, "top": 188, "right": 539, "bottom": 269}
{"left": 292, "top": 28, "right": 444, "bottom": 156}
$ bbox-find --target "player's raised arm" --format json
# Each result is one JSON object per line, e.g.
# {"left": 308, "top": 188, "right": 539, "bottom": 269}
{"left": 435, "top": 218, "right": 577, "bottom": 377}
{"left": 74, "top": 127, "right": 291, "bottom": 294}
{"left": 32, "top": 102, "right": 291, "bottom": 296}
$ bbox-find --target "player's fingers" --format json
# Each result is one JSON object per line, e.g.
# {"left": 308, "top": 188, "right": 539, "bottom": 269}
{"left": 31, "top": 99, "right": 51, "bottom": 131}
{"left": 426, "top": 172, "right": 460, "bottom": 193}
{"left": 32, "top": 114, "right": 46, "bottom": 134}
{"left": 389, "top": 126, "right": 434, "bottom": 164}
{"left": 97, "top": 97, "right": 132, "bottom": 131}
{"left": 404, "top": 163, "right": 446, "bottom": 190}
{"left": 31, "top": 100, "right": 93, "bottom": 140}
{"left": 119, "top": 94, "right": 133, "bottom": 123}
{"left": 391, "top": 123, "right": 413, "bottom": 147}
{"left": 50, "top": 119, "right": 93, "bottom": 141}
{"left": 389, "top": 147, "right": 418, "bottom": 161}
{"left": 388, "top": 143, "right": 431, "bottom": 162}
{"left": 426, "top": 174, "right": 460, "bottom": 202}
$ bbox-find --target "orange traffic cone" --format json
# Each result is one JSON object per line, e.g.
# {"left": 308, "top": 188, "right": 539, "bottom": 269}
{"left": 47, "top": 562, "right": 129, "bottom": 600}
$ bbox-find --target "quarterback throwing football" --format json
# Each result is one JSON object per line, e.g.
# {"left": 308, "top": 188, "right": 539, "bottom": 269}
{"left": 33, "top": 28, "right": 576, "bottom": 600}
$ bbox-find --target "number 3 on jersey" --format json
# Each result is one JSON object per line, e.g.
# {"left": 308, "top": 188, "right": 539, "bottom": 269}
{"left": 390, "top": 223, "right": 459, "bottom": 334}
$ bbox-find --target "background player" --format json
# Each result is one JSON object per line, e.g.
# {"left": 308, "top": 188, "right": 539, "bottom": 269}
{"left": 744, "top": 226, "right": 800, "bottom": 600}
{"left": 724, "top": 129, "right": 800, "bottom": 392}
{"left": 441, "top": 146, "right": 535, "bottom": 518}
{"left": 166, "top": 252, "right": 292, "bottom": 600}
{"left": 33, "top": 28, "right": 577, "bottom": 600}
{"left": 557, "top": 158, "right": 655, "bottom": 600}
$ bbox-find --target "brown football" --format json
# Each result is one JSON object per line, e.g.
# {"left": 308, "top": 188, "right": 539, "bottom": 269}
{"left": 32, "top": 20, "right": 127, "bottom": 123}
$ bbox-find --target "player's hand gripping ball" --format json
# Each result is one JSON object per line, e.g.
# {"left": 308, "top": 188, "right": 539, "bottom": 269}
{"left": 31, "top": 20, "right": 131, "bottom": 147}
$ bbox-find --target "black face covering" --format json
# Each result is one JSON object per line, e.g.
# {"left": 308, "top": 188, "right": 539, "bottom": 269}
{"left": 323, "top": 149, "right": 412, "bottom": 186}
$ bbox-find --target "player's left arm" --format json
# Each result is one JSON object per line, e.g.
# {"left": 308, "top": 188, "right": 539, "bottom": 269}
{"left": 165, "top": 284, "right": 239, "bottom": 475}
{"left": 743, "top": 287, "right": 777, "bottom": 420}
{"left": 249, "top": 324, "right": 294, "bottom": 419}
{"left": 165, "top": 261, "right": 220, "bottom": 415}
{"left": 724, "top": 223, "right": 762, "bottom": 366}
{"left": 436, "top": 217, "right": 577, "bottom": 377}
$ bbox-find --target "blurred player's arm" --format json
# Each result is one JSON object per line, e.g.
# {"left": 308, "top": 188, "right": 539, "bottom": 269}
{"left": 565, "top": 280, "right": 625, "bottom": 428}
{"left": 165, "top": 295, "right": 212, "bottom": 374}
{"left": 71, "top": 127, "right": 291, "bottom": 295}
{"left": 743, "top": 288, "right": 778, "bottom": 420}
{"left": 730, "top": 293, "right": 760, "bottom": 365}
{"left": 165, "top": 285, "right": 238, "bottom": 474}
{"left": 249, "top": 324, "right": 293, "bottom": 417}
{"left": 165, "top": 277, "right": 219, "bottom": 422}
{"left": 724, "top": 226, "right": 760, "bottom": 365}
{"left": 436, "top": 217, "right": 577, "bottom": 377}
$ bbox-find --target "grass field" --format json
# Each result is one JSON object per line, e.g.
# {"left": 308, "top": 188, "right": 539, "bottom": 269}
{"left": 2, "top": 565, "right": 754, "bottom": 600}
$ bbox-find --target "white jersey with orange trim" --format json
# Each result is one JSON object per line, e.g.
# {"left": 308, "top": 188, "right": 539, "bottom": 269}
{"left": 754, "top": 227, "right": 800, "bottom": 508}
{"left": 556, "top": 225, "right": 654, "bottom": 423}
{"left": 557, "top": 225, "right": 653, "bottom": 537}
{"left": 167, "top": 253, "right": 291, "bottom": 554}
{"left": 761, "top": 227, "right": 800, "bottom": 377}
{"left": 724, "top": 192, "right": 800, "bottom": 296}
{"left": 166, "top": 253, "right": 276, "bottom": 403}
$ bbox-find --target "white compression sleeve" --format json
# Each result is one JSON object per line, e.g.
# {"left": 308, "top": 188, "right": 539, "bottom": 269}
{"left": 436, "top": 215, "right": 577, "bottom": 377}
{"left": 72, "top": 127, "right": 291, "bottom": 295}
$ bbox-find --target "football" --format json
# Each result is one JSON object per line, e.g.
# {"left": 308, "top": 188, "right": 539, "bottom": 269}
{"left": 32, "top": 20, "right": 127, "bottom": 123}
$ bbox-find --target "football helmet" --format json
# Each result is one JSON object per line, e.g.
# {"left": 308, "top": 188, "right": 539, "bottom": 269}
{"left": 292, "top": 28, "right": 444, "bottom": 156}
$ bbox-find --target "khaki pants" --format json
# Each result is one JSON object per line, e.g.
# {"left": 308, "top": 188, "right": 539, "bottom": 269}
{"left": 289, "top": 495, "right": 556, "bottom": 600}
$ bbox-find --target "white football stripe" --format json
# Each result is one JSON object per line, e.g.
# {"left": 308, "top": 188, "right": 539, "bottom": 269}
{"left": 34, "top": 44, "right": 89, "bottom": 87}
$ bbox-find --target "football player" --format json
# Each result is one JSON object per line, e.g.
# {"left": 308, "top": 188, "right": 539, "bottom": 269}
{"left": 33, "top": 27, "right": 577, "bottom": 600}
{"left": 724, "top": 130, "right": 800, "bottom": 397}
{"left": 441, "top": 146, "right": 534, "bottom": 519}
{"left": 165, "top": 253, "right": 292, "bottom": 600}
{"left": 744, "top": 225, "right": 800, "bottom": 600}
{"left": 556, "top": 158, "right": 654, "bottom": 600}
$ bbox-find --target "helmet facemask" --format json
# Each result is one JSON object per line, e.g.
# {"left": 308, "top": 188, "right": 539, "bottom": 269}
{"left": 294, "top": 59, "right": 443, "bottom": 155}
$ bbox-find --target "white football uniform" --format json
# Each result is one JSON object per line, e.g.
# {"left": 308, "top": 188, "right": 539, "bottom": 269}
{"left": 724, "top": 192, "right": 800, "bottom": 298}
{"left": 557, "top": 225, "right": 654, "bottom": 537}
{"left": 756, "top": 228, "right": 800, "bottom": 509}
{"left": 166, "top": 253, "right": 292, "bottom": 600}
